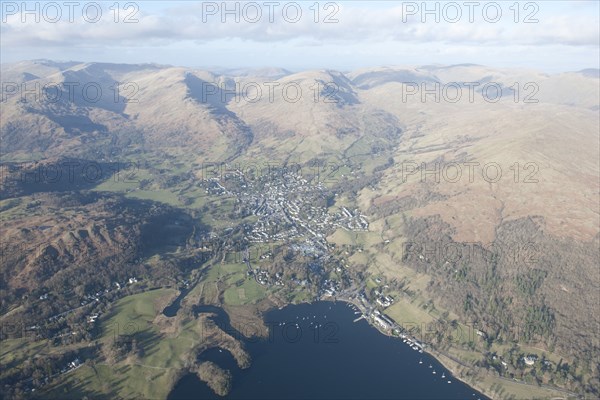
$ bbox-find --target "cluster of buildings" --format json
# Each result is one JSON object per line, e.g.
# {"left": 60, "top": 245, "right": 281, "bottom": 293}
{"left": 114, "top": 276, "right": 139, "bottom": 290}
{"left": 254, "top": 269, "right": 270, "bottom": 285}
{"left": 199, "top": 165, "right": 442, "bottom": 357}
{"left": 43, "top": 277, "right": 140, "bottom": 328}
{"left": 203, "top": 179, "right": 229, "bottom": 196}
{"left": 339, "top": 207, "right": 369, "bottom": 231}
{"left": 321, "top": 279, "right": 341, "bottom": 297}
{"left": 372, "top": 310, "right": 395, "bottom": 330}
{"left": 354, "top": 300, "right": 425, "bottom": 354}
{"left": 372, "top": 285, "right": 395, "bottom": 308}
{"left": 201, "top": 167, "right": 369, "bottom": 249}
{"left": 376, "top": 294, "right": 395, "bottom": 307}
{"left": 196, "top": 165, "right": 369, "bottom": 298}
{"left": 249, "top": 268, "right": 284, "bottom": 286}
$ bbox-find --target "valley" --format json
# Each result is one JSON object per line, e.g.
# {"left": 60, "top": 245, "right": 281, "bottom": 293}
{"left": 0, "top": 60, "right": 598, "bottom": 399}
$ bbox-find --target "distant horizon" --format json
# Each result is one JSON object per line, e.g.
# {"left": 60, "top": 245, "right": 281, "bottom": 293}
{"left": 2, "top": 1, "right": 598, "bottom": 74}
{"left": 3, "top": 58, "right": 599, "bottom": 75}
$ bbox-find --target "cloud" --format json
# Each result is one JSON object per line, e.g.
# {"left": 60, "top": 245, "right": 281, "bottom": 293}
{"left": 1, "top": 2, "right": 598, "bottom": 48}
{"left": 1, "top": 1, "right": 598, "bottom": 72}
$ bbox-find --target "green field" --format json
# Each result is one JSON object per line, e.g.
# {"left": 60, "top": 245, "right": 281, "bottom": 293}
{"left": 223, "top": 278, "right": 267, "bottom": 306}
{"left": 43, "top": 288, "right": 211, "bottom": 399}
{"left": 200, "top": 262, "right": 267, "bottom": 306}
{"left": 0, "top": 338, "right": 51, "bottom": 379}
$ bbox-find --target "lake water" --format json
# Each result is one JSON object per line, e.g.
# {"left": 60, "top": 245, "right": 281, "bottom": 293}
{"left": 162, "top": 286, "right": 193, "bottom": 317}
{"left": 168, "top": 301, "right": 489, "bottom": 399}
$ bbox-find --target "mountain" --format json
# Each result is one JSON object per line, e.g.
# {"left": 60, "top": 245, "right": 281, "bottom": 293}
{"left": 1, "top": 61, "right": 253, "bottom": 162}
{"left": 351, "top": 65, "right": 599, "bottom": 369}
{"left": 1, "top": 61, "right": 598, "bottom": 397}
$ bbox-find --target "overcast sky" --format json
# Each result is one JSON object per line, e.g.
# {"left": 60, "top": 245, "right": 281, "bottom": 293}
{"left": 1, "top": 1, "right": 598, "bottom": 72}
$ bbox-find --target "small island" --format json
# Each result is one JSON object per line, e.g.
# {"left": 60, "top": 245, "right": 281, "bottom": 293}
{"left": 194, "top": 361, "right": 233, "bottom": 397}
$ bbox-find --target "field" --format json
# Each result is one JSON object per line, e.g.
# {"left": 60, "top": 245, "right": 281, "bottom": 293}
{"left": 43, "top": 288, "right": 211, "bottom": 399}
{"left": 93, "top": 165, "right": 187, "bottom": 208}
{"left": 199, "top": 262, "right": 268, "bottom": 306}
{"left": 223, "top": 279, "right": 267, "bottom": 306}
{"left": 0, "top": 338, "right": 52, "bottom": 379}
{"left": 386, "top": 298, "right": 435, "bottom": 328}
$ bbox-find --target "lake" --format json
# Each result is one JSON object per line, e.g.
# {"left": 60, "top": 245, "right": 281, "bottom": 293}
{"left": 168, "top": 301, "right": 489, "bottom": 399}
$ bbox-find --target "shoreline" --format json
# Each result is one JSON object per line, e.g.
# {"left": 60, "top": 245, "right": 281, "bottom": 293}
{"left": 330, "top": 297, "right": 492, "bottom": 399}
{"left": 146, "top": 287, "right": 581, "bottom": 400}
{"left": 321, "top": 296, "right": 579, "bottom": 400}
{"left": 171, "top": 287, "right": 579, "bottom": 400}
{"left": 285, "top": 296, "right": 576, "bottom": 400}
{"left": 270, "top": 295, "right": 491, "bottom": 399}
{"left": 192, "top": 296, "right": 491, "bottom": 399}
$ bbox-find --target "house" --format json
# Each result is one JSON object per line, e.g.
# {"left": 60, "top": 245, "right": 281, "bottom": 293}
{"left": 376, "top": 296, "right": 390, "bottom": 307}
{"left": 376, "top": 294, "right": 394, "bottom": 307}
{"left": 373, "top": 315, "right": 391, "bottom": 330}
{"left": 523, "top": 355, "right": 538, "bottom": 366}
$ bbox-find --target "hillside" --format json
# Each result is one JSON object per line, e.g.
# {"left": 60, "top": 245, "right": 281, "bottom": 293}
{"left": 1, "top": 61, "right": 598, "bottom": 398}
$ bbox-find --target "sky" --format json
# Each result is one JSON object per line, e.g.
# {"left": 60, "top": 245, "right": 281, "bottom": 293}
{"left": 1, "top": 1, "right": 599, "bottom": 73}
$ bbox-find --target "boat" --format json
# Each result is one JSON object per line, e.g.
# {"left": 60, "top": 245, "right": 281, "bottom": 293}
{"left": 441, "top": 373, "right": 445, "bottom": 378}
{"left": 433, "top": 370, "right": 436, "bottom": 374}
{"left": 419, "top": 359, "right": 423, "bottom": 364}
{"left": 447, "top": 380, "right": 452, "bottom": 384}
{"left": 429, "top": 364, "right": 432, "bottom": 368}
